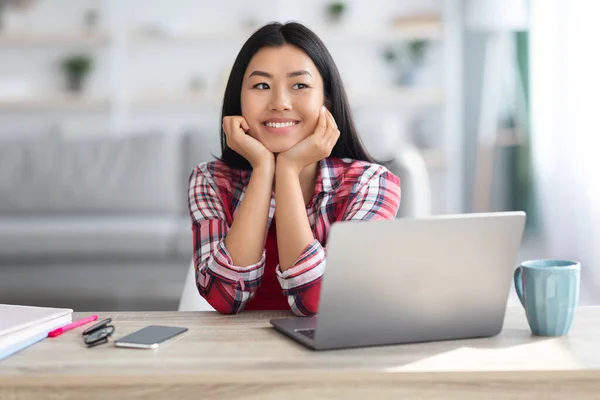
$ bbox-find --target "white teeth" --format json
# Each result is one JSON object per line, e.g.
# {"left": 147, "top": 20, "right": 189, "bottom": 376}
{"left": 265, "top": 121, "right": 297, "bottom": 128}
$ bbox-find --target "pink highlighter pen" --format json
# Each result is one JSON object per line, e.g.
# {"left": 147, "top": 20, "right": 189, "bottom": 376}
{"left": 48, "top": 315, "right": 99, "bottom": 338}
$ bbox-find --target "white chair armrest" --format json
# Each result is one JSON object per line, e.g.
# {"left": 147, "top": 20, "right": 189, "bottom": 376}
{"left": 392, "top": 144, "right": 433, "bottom": 218}
{"left": 178, "top": 260, "right": 215, "bottom": 311}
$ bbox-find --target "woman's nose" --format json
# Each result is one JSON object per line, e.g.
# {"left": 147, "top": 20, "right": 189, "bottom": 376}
{"left": 268, "top": 88, "right": 292, "bottom": 111}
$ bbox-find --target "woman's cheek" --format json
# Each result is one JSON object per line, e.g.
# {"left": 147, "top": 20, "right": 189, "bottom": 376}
{"left": 307, "top": 110, "right": 321, "bottom": 131}
{"left": 250, "top": 124, "right": 263, "bottom": 140}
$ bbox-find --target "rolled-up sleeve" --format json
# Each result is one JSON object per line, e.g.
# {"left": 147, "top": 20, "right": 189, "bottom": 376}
{"left": 189, "top": 164, "right": 265, "bottom": 314}
{"left": 276, "top": 166, "right": 401, "bottom": 317}
{"left": 276, "top": 239, "right": 325, "bottom": 316}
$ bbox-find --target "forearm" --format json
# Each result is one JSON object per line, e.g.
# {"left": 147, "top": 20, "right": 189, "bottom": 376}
{"left": 275, "top": 161, "right": 315, "bottom": 271}
{"left": 225, "top": 163, "right": 274, "bottom": 266}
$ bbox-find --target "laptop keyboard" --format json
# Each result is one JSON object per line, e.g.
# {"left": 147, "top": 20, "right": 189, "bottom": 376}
{"left": 295, "top": 329, "right": 316, "bottom": 339}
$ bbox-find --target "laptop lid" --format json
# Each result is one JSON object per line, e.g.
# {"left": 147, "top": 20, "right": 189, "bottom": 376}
{"left": 312, "top": 211, "right": 526, "bottom": 350}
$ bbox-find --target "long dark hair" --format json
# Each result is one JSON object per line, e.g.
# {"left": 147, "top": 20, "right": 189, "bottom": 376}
{"left": 220, "top": 21, "right": 376, "bottom": 170}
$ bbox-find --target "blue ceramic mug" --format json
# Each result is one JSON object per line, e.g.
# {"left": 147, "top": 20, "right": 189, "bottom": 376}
{"left": 514, "top": 259, "right": 580, "bottom": 336}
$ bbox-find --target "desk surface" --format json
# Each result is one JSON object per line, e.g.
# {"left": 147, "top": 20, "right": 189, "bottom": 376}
{"left": 1, "top": 307, "right": 600, "bottom": 399}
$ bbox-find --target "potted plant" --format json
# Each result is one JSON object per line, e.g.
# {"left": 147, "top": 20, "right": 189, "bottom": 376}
{"left": 383, "top": 40, "right": 430, "bottom": 86}
{"left": 61, "top": 55, "right": 92, "bottom": 93}
{"left": 407, "top": 40, "right": 429, "bottom": 65}
{"left": 326, "top": 2, "right": 346, "bottom": 24}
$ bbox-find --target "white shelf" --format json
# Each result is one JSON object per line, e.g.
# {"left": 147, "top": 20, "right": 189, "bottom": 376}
{"left": 127, "top": 22, "right": 442, "bottom": 45}
{"left": 0, "top": 33, "right": 110, "bottom": 46}
{"left": 314, "top": 22, "right": 443, "bottom": 42}
{"left": 130, "top": 88, "right": 442, "bottom": 110}
{"left": 349, "top": 87, "right": 443, "bottom": 107}
{"left": 128, "top": 31, "right": 247, "bottom": 44}
{"left": 131, "top": 93, "right": 222, "bottom": 109}
{"left": 0, "top": 96, "right": 109, "bottom": 111}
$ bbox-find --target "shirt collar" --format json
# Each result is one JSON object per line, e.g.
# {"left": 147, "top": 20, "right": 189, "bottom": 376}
{"left": 314, "top": 157, "right": 343, "bottom": 193}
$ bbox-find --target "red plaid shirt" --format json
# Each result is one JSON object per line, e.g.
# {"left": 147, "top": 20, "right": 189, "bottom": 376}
{"left": 188, "top": 157, "right": 401, "bottom": 316}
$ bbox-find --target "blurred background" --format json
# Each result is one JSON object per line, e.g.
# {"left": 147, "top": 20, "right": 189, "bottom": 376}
{"left": 0, "top": 0, "right": 598, "bottom": 311}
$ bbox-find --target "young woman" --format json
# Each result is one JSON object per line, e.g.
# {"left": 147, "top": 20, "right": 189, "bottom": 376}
{"left": 188, "top": 22, "right": 401, "bottom": 316}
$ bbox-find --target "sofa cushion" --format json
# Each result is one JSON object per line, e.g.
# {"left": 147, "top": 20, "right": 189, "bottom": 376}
{"left": 0, "top": 216, "right": 180, "bottom": 258}
{"left": 180, "top": 129, "right": 222, "bottom": 216}
{"left": 174, "top": 217, "right": 194, "bottom": 258}
{"left": 0, "top": 132, "right": 182, "bottom": 215}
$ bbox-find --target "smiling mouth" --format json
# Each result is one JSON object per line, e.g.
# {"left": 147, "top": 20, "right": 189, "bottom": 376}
{"left": 263, "top": 121, "right": 300, "bottom": 128}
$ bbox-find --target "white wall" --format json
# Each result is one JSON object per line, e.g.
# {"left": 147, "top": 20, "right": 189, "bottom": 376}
{"left": 529, "top": 0, "right": 600, "bottom": 303}
{"left": 0, "top": 0, "right": 463, "bottom": 214}
{"left": 1, "top": 0, "right": 442, "bottom": 129}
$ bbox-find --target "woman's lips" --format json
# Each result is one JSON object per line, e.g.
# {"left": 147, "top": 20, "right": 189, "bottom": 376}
{"left": 262, "top": 120, "right": 300, "bottom": 134}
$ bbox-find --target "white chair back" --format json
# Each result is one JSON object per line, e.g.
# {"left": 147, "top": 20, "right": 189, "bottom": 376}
{"left": 178, "top": 260, "right": 215, "bottom": 311}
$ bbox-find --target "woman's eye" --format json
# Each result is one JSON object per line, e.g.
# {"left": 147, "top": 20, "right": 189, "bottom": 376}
{"left": 293, "top": 83, "right": 308, "bottom": 89}
{"left": 253, "top": 83, "right": 269, "bottom": 90}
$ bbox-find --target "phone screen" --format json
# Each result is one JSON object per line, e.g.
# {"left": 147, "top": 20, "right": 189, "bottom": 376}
{"left": 114, "top": 325, "right": 188, "bottom": 348}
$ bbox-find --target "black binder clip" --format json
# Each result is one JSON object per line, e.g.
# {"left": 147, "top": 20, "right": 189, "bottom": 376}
{"left": 82, "top": 318, "right": 115, "bottom": 348}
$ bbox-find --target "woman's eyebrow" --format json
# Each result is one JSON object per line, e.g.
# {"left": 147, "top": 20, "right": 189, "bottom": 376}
{"left": 287, "top": 70, "right": 312, "bottom": 78}
{"left": 248, "top": 70, "right": 272, "bottom": 78}
{"left": 248, "top": 70, "right": 312, "bottom": 78}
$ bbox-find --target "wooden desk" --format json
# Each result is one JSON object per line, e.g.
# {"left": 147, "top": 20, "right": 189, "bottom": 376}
{"left": 1, "top": 307, "right": 600, "bottom": 399}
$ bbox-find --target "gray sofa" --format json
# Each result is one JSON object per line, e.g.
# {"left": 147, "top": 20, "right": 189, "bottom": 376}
{"left": 0, "top": 125, "right": 430, "bottom": 311}
{"left": 0, "top": 129, "right": 221, "bottom": 310}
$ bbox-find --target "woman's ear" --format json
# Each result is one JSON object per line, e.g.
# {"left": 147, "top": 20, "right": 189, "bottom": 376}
{"left": 324, "top": 97, "right": 332, "bottom": 111}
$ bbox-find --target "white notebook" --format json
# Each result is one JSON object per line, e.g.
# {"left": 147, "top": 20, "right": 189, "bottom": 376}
{"left": 0, "top": 304, "right": 73, "bottom": 360}
{"left": 0, "top": 313, "right": 72, "bottom": 360}
{"left": 0, "top": 304, "right": 73, "bottom": 337}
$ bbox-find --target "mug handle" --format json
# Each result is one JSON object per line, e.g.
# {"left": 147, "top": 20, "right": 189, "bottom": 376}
{"left": 513, "top": 266, "right": 525, "bottom": 308}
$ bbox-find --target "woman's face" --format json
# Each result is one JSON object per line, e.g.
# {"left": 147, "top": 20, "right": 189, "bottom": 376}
{"left": 241, "top": 44, "right": 325, "bottom": 154}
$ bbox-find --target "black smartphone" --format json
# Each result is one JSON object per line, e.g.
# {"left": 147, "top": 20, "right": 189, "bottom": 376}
{"left": 114, "top": 325, "right": 188, "bottom": 349}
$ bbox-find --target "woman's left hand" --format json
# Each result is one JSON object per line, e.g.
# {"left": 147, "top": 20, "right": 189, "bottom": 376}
{"left": 277, "top": 106, "right": 340, "bottom": 175}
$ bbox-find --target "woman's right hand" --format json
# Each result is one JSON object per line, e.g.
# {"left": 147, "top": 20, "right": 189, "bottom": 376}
{"left": 222, "top": 116, "right": 274, "bottom": 169}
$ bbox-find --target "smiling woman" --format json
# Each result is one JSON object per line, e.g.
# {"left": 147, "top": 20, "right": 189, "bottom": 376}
{"left": 187, "top": 22, "right": 402, "bottom": 317}
{"left": 241, "top": 45, "right": 324, "bottom": 154}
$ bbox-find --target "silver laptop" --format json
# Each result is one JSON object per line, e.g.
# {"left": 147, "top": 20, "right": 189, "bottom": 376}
{"left": 270, "top": 211, "right": 526, "bottom": 350}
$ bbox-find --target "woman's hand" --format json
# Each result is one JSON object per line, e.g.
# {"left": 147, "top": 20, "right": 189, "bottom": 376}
{"left": 222, "top": 116, "right": 275, "bottom": 169}
{"left": 277, "top": 106, "right": 340, "bottom": 175}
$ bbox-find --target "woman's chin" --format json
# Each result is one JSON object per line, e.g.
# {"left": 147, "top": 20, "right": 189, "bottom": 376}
{"left": 264, "top": 141, "right": 299, "bottom": 154}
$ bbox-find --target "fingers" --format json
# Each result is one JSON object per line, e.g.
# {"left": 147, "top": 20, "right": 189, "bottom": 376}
{"left": 223, "top": 116, "right": 248, "bottom": 133}
{"left": 315, "top": 106, "right": 327, "bottom": 136}
{"left": 324, "top": 109, "right": 340, "bottom": 149}
{"left": 222, "top": 116, "right": 250, "bottom": 149}
{"left": 327, "top": 127, "right": 340, "bottom": 150}
{"left": 222, "top": 117, "right": 233, "bottom": 137}
{"left": 310, "top": 107, "right": 339, "bottom": 158}
{"left": 326, "top": 108, "right": 338, "bottom": 130}
{"left": 222, "top": 116, "right": 247, "bottom": 151}
{"left": 239, "top": 117, "right": 250, "bottom": 133}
